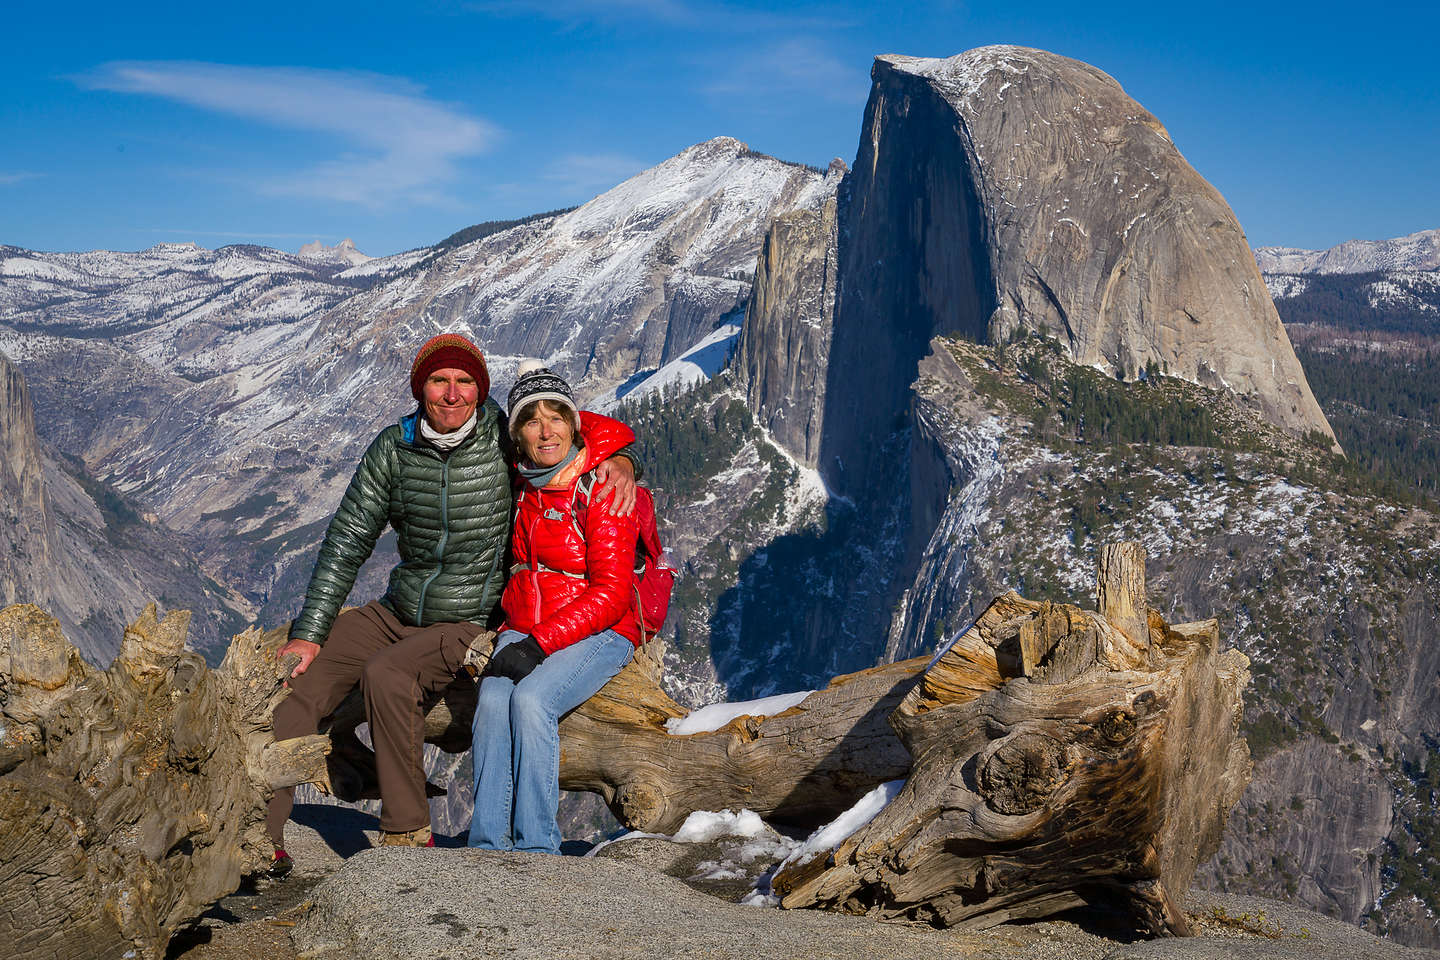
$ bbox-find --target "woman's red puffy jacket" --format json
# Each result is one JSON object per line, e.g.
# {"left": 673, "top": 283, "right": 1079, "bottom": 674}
{"left": 500, "top": 411, "right": 642, "bottom": 653}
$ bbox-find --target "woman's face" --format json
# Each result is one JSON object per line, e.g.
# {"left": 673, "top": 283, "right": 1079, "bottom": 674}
{"left": 518, "top": 400, "right": 575, "bottom": 468}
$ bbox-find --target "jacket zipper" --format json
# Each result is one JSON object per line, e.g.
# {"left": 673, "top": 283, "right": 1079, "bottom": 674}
{"left": 526, "top": 505, "right": 543, "bottom": 626}
{"left": 414, "top": 451, "right": 450, "bottom": 625}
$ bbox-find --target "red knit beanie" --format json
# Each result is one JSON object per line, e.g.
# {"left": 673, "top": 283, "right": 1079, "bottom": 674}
{"left": 410, "top": 334, "right": 490, "bottom": 402}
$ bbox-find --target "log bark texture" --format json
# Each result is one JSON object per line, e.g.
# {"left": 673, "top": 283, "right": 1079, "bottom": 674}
{"left": 0, "top": 605, "right": 327, "bottom": 960}
{"left": 771, "top": 544, "right": 1251, "bottom": 937}
{"left": 334, "top": 636, "right": 923, "bottom": 835}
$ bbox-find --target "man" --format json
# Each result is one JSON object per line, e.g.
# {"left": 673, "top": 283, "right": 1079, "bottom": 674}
{"left": 266, "top": 333, "right": 636, "bottom": 870}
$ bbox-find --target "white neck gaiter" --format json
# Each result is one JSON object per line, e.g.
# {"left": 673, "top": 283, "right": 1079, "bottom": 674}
{"left": 420, "top": 410, "right": 478, "bottom": 450}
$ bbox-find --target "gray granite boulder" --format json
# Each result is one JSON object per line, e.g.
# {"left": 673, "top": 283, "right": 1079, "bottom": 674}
{"left": 288, "top": 846, "right": 1434, "bottom": 960}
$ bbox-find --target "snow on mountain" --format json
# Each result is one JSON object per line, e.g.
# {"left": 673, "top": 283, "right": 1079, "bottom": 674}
{"left": 0, "top": 137, "right": 827, "bottom": 627}
{"left": 592, "top": 321, "right": 741, "bottom": 410}
{"left": 298, "top": 237, "right": 372, "bottom": 267}
{"left": 338, "top": 247, "right": 430, "bottom": 279}
{"left": 1256, "top": 228, "right": 1440, "bottom": 274}
{"left": 1263, "top": 274, "right": 1310, "bottom": 300}
{"left": 1366, "top": 271, "right": 1440, "bottom": 314}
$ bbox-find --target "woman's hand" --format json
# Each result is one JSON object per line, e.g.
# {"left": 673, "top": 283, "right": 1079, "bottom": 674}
{"left": 592, "top": 456, "right": 637, "bottom": 516}
{"left": 483, "top": 636, "right": 546, "bottom": 683}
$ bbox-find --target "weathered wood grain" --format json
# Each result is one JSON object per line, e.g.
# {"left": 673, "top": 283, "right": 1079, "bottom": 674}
{"left": 771, "top": 545, "right": 1251, "bottom": 937}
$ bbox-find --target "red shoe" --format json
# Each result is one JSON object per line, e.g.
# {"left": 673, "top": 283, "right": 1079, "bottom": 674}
{"left": 269, "top": 848, "right": 294, "bottom": 878}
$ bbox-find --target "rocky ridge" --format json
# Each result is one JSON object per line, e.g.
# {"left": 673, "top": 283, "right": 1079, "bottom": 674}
{"left": 1257, "top": 229, "right": 1440, "bottom": 274}
{"left": 0, "top": 352, "right": 245, "bottom": 662}
{"left": 885, "top": 335, "right": 1440, "bottom": 945}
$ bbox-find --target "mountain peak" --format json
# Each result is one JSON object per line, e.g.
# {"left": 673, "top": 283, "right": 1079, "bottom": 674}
{"left": 297, "top": 238, "right": 371, "bottom": 266}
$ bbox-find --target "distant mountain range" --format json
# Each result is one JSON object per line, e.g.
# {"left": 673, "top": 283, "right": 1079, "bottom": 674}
{"left": 1256, "top": 228, "right": 1440, "bottom": 274}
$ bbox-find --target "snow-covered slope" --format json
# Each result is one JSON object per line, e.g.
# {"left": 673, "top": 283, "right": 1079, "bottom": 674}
{"left": 591, "top": 321, "right": 741, "bottom": 411}
{"left": 0, "top": 137, "right": 826, "bottom": 628}
{"left": 1256, "top": 228, "right": 1440, "bottom": 274}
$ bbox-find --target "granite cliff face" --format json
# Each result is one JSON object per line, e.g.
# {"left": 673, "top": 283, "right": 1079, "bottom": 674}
{"left": 743, "top": 46, "right": 1333, "bottom": 502}
{"left": 1, "top": 352, "right": 52, "bottom": 573}
{"left": 735, "top": 160, "right": 846, "bottom": 467}
{"left": 883, "top": 48, "right": 1330, "bottom": 439}
{"left": 0, "top": 353, "right": 244, "bottom": 663}
{"left": 725, "top": 42, "right": 1338, "bottom": 705}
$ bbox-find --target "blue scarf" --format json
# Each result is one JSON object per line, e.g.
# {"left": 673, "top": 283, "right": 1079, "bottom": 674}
{"left": 518, "top": 445, "right": 579, "bottom": 489}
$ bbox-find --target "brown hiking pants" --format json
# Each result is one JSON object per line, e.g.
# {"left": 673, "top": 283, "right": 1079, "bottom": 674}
{"left": 266, "top": 601, "right": 484, "bottom": 842}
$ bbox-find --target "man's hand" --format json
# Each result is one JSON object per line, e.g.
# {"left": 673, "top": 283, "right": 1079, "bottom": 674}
{"left": 277, "top": 638, "right": 322, "bottom": 683}
{"left": 593, "top": 455, "right": 637, "bottom": 516}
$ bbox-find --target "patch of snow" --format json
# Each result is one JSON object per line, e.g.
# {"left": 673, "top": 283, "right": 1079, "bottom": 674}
{"left": 591, "top": 322, "right": 740, "bottom": 411}
{"left": 672, "top": 808, "right": 771, "bottom": 843}
{"left": 1264, "top": 274, "right": 1310, "bottom": 299}
{"left": 776, "top": 779, "right": 906, "bottom": 871}
{"left": 690, "top": 860, "right": 748, "bottom": 881}
{"left": 665, "top": 690, "right": 814, "bottom": 735}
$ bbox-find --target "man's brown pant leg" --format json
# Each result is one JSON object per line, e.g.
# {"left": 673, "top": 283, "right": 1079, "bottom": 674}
{"left": 266, "top": 603, "right": 399, "bottom": 846}
{"left": 360, "top": 613, "right": 483, "bottom": 833}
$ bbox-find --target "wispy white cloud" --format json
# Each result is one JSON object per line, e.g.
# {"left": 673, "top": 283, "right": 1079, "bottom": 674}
{"left": 542, "top": 153, "right": 649, "bottom": 194}
{"left": 702, "top": 37, "right": 867, "bottom": 104}
{"left": 77, "top": 61, "right": 496, "bottom": 208}
{"left": 0, "top": 172, "right": 43, "bottom": 186}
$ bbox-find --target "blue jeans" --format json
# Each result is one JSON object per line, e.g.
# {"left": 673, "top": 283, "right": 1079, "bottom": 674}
{"left": 467, "top": 628, "right": 634, "bottom": 853}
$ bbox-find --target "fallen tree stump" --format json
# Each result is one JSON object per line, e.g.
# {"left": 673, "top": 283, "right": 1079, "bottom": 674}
{"left": 0, "top": 605, "right": 327, "bottom": 960}
{"left": 0, "top": 541, "right": 1248, "bottom": 957}
{"left": 770, "top": 544, "right": 1252, "bottom": 936}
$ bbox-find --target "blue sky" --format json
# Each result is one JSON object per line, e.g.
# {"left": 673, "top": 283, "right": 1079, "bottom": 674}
{"left": 4, "top": 1, "right": 1436, "bottom": 256}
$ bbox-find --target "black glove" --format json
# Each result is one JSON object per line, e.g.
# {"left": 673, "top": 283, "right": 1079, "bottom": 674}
{"left": 483, "top": 635, "right": 545, "bottom": 683}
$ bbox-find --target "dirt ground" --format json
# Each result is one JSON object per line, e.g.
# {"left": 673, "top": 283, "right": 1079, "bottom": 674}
{"left": 165, "top": 803, "right": 384, "bottom": 960}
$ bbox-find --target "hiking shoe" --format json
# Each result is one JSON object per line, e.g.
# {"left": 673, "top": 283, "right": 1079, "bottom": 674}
{"left": 269, "top": 848, "right": 294, "bottom": 878}
{"left": 380, "top": 825, "right": 434, "bottom": 848}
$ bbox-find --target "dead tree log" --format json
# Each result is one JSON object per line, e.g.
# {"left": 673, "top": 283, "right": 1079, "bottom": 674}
{"left": 0, "top": 605, "right": 328, "bottom": 960}
{"left": 332, "top": 636, "right": 924, "bottom": 834}
{"left": 771, "top": 542, "right": 1252, "bottom": 937}
{"left": 0, "top": 541, "right": 1248, "bottom": 955}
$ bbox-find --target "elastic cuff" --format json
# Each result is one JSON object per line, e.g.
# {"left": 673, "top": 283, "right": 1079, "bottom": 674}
{"left": 613, "top": 447, "right": 643, "bottom": 482}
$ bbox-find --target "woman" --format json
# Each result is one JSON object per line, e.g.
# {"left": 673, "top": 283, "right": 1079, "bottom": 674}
{"left": 468, "top": 361, "right": 643, "bottom": 853}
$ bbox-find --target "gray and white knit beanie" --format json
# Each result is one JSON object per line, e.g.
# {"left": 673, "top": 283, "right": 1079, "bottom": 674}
{"left": 507, "top": 360, "right": 577, "bottom": 430}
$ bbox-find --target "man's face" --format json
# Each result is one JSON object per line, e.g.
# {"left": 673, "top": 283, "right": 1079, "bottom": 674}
{"left": 422, "top": 367, "right": 480, "bottom": 433}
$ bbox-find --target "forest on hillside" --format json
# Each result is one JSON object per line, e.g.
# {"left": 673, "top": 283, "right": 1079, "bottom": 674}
{"left": 1272, "top": 273, "right": 1440, "bottom": 507}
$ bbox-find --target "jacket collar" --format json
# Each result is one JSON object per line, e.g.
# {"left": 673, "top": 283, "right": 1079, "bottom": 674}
{"left": 401, "top": 401, "right": 496, "bottom": 449}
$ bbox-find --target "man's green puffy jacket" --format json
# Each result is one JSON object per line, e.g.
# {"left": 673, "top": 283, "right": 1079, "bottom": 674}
{"left": 290, "top": 399, "right": 513, "bottom": 645}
